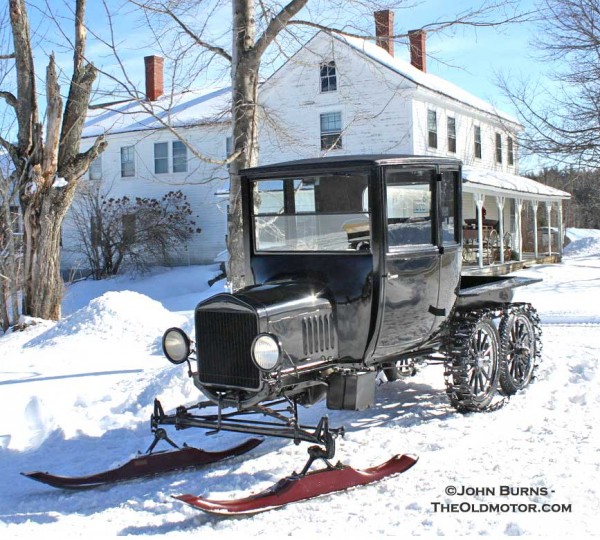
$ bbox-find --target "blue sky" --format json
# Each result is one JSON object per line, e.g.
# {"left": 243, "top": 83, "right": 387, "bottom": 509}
{"left": 14, "top": 0, "right": 550, "bottom": 168}
{"left": 68, "top": 0, "right": 546, "bottom": 117}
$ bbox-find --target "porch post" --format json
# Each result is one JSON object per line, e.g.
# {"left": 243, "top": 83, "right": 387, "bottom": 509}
{"left": 475, "top": 193, "right": 485, "bottom": 269}
{"left": 558, "top": 201, "right": 564, "bottom": 256}
{"left": 496, "top": 196, "right": 506, "bottom": 263}
{"left": 531, "top": 201, "right": 539, "bottom": 258}
{"left": 546, "top": 201, "right": 552, "bottom": 255}
{"left": 515, "top": 198, "right": 523, "bottom": 262}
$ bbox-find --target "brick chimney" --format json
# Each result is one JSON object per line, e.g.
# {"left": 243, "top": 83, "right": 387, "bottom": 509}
{"left": 408, "top": 30, "right": 426, "bottom": 72}
{"left": 144, "top": 55, "right": 164, "bottom": 101}
{"left": 374, "top": 10, "right": 394, "bottom": 56}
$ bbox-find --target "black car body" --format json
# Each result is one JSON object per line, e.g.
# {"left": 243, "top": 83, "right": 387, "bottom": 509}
{"left": 179, "top": 155, "right": 465, "bottom": 410}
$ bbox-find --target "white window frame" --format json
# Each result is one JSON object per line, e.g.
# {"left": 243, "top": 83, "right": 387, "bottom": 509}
{"left": 320, "top": 111, "right": 342, "bottom": 150}
{"left": 508, "top": 136, "right": 514, "bottom": 166}
{"left": 427, "top": 110, "right": 437, "bottom": 149}
{"left": 154, "top": 142, "right": 169, "bottom": 174}
{"left": 495, "top": 133, "right": 503, "bottom": 164}
{"left": 89, "top": 153, "right": 103, "bottom": 181}
{"left": 447, "top": 116, "right": 456, "bottom": 153}
{"left": 120, "top": 146, "right": 135, "bottom": 177}
{"left": 172, "top": 140, "right": 188, "bottom": 173}
{"left": 320, "top": 61, "right": 337, "bottom": 93}
{"left": 474, "top": 126, "right": 482, "bottom": 159}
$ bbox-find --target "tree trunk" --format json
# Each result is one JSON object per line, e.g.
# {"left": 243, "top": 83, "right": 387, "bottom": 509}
{"left": 22, "top": 189, "right": 72, "bottom": 320}
{"left": 4, "top": 0, "right": 106, "bottom": 321}
{"left": 228, "top": 0, "right": 259, "bottom": 291}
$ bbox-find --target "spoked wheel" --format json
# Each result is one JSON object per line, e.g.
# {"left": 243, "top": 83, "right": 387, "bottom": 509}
{"left": 445, "top": 310, "right": 501, "bottom": 412}
{"left": 499, "top": 304, "right": 541, "bottom": 394}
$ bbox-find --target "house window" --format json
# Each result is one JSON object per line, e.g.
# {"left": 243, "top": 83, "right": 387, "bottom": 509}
{"left": 508, "top": 137, "right": 514, "bottom": 166}
{"left": 320, "top": 61, "right": 337, "bottom": 92}
{"left": 172, "top": 141, "right": 188, "bottom": 173}
{"left": 120, "top": 146, "right": 135, "bottom": 177}
{"left": 320, "top": 112, "right": 342, "bottom": 150}
{"left": 89, "top": 154, "right": 102, "bottom": 181}
{"left": 447, "top": 116, "right": 456, "bottom": 153}
{"left": 474, "top": 126, "right": 482, "bottom": 159}
{"left": 427, "top": 110, "right": 437, "bottom": 148}
{"left": 495, "top": 133, "right": 503, "bottom": 163}
{"left": 154, "top": 142, "right": 168, "bottom": 174}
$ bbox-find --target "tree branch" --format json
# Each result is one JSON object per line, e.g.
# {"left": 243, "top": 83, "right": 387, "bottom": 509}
{"left": 0, "top": 90, "right": 17, "bottom": 109}
{"left": 254, "top": 0, "right": 309, "bottom": 58}
{"left": 129, "top": 0, "right": 232, "bottom": 62}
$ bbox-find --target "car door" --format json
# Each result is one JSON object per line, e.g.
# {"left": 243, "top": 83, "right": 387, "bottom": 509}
{"left": 434, "top": 168, "right": 462, "bottom": 335}
{"left": 375, "top": 167, "right": 440, "bottom": 355}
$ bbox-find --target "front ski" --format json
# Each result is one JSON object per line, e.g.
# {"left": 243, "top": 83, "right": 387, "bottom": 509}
{"left": 174, "top": 453, "right": 418, "bottom": 515}
{"left": 22, "top": 438, "right": 263, "bottom": 490}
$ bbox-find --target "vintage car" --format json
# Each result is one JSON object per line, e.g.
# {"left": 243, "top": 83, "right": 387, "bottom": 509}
{"left": 24, "top": 155, "right": 542, "bottom": 508}
{"left": 161, "top": 155, "right": 541, "bottom": 428}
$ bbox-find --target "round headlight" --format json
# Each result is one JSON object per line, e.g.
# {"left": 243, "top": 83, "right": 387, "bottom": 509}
{"left": 251, "top": 334, "right": 282, "bottom": 372}
{"left": 162, "top": 328, "right": 191, "bottom": 365}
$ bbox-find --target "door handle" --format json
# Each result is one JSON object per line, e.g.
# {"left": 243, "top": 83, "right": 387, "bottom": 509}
{"left": 384, "top": 273, "right": 399, "bottom": 280}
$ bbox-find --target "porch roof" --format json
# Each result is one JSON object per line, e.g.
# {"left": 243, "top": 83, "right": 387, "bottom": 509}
{"left": 462, "top": 166, "right": 571, "bottom": 202}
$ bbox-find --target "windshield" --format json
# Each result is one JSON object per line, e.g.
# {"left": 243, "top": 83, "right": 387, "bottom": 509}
{"left": 252, "top": 173, "right": 370, "bottom": 252}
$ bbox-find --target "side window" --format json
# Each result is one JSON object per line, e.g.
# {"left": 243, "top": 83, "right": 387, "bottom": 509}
{"left": 120, "top": 146, "right": 135, "bottom": 177}
{"left": 386, "top": 170, "right": 434, "bottom": 249}
{"left": 154, "top": 142, "right": 168, "bottom": 174}
{"left": 427, "top": 110, "right": 437, "bottom": 148}
{"left": 172, "top": 141, "right": 188, "bottom": 173}
{"left": 440, "top": 170, "right": 459, "bottom": 244}
{"left": 474, "top": 126, "right": 482, "bottom": 159}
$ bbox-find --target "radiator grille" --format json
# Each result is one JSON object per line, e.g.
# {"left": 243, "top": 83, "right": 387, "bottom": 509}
{"left": 196, "top": 309, "right": 260, "bottom": 390}
{"left": 302, "top": 313, "right": 335, "bottom": 356}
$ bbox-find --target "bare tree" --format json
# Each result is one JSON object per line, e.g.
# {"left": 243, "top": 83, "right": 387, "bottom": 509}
{"left": 0, "top": 0, "right": 106, "bottom": 320}
{"left": 499, "top": 0, "right": 600, "bottom": 168}
{"left": 131, "top": 0, "right": 529, "bottom": 290}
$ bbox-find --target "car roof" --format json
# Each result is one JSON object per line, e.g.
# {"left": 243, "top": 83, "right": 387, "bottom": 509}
{"left": 241, "top": 154, "right": 462, "bottom": 177}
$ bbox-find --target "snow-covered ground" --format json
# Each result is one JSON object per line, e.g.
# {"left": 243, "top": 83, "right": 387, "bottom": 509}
{"left": 1, "top": 230, "right": 599, "bottom": 536}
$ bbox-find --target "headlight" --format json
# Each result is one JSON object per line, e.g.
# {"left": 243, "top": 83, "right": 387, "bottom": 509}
{"left": 251, "top": 334, "right": 282, "bottom": 372}
{"left": 162, "top": 327, "right": 191, "bottom": 365}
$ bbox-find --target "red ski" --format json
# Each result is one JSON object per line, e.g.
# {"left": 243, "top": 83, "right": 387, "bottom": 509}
{"left": 22, "top": 438, "right": 262, "bottom": 490}
{"left": 174, "top": 453, "right": 418, "bottom": 515}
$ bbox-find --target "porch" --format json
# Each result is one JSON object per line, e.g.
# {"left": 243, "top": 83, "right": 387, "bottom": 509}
{"left": 460, "top": 166, "right": 570, "bottom": 276}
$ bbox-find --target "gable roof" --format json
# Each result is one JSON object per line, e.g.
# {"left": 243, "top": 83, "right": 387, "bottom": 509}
{"left": 328, "top": 32, "right": 520, "bottom": 126}
{"left": 82, "top": 87, "right": 231, "bottom": 138}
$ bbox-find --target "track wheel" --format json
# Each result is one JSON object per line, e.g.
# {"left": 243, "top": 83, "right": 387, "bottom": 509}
{"left": 445, "top": 311, "right": 501, "bottom": 411}
{"left": 499, "top": 304, "right": 541, "bottom": 395}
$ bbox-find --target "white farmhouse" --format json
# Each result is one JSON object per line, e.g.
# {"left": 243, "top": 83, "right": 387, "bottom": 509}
{"left": 65, "top": 10, "right": 569, "bottom": 276}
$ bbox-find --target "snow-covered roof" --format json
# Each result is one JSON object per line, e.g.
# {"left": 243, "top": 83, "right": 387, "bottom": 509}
{"left": 463, "top": 165, "right": 570, "bottom": 201}
{"left": 333, "top": 33, "right": 520, "bottom": 126}
{"left": 82, "top": 87, "right": 231, "bottom": 138}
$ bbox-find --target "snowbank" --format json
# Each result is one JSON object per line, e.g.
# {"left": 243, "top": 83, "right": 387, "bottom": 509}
{"left": 1, "top": 233, "right": 599, "bottom": 536}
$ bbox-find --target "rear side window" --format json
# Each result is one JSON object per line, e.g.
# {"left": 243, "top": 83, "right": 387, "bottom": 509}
{"left": 385, "top": 170, "right": 434, "bottom": 249}
{"left": 440, "top": 170, "right": 459, "bottom": 244}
